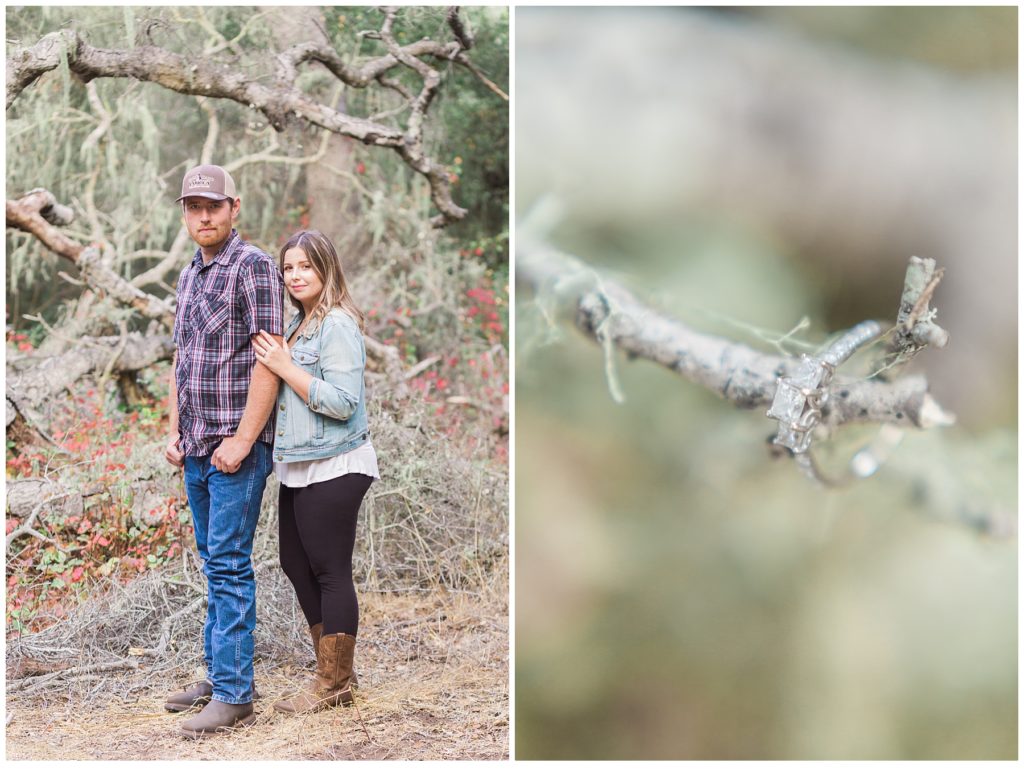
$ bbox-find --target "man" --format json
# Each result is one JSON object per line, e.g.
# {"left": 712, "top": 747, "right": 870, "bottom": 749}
{"left": 163, "top": 164, "right": 284, "bottom": 739}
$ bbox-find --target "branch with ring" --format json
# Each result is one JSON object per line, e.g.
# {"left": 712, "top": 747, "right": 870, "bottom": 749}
{"left": 766, "top": 320, "right": 904, "bottom": 485}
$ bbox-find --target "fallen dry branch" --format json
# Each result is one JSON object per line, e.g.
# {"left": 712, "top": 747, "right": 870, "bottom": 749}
{"left": 5, "top": 489, "right": 95, "bottom": 552}
{"left": 516, "top": 230, "right": 954, "bottom": 435}
{"left": 7, "top": 659, "right": 139, "bottom": 696}
{"left": 364, "top": 336, "right": 411, "bottom": 400}
{"left": 7, "top": 332, "right": 174, "bottom": 415}
{"left": 6, "top": 8, "right": 504, "bottom": 226}
{"left": 6, "top": 456, "right": 506, "bottom": 698}
{"left": 5, "top": 460, "right": 172, "bottom": 556}
{"left": 128, "top": 595, "right": 206, "bottom": 659}
{"left": 5, "top": 392, "right": 64, "bottom": 445}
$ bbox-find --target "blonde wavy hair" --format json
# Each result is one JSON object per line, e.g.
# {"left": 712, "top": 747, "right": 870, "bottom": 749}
{"left": 279, "top": 230, "right": 365, "bottom": 333}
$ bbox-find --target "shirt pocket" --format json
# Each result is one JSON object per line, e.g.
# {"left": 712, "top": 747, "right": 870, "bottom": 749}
{"left": 192, "top": 292, "right": 231, "bottom": 336}
{"left": 290, "top": 347, "right": 324, "bottom": 439}
{"left": 291, "top": 347, "right": 320, "bottom": 374}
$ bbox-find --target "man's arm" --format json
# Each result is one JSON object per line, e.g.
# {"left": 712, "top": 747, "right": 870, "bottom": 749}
{"left": 165, "top": 351, "right": 184, "bottom": 467}
{"left": 252, "top": 330, "right": 312, "bottom": 402}
{"left": 211, "top": 256, "right": 284, "bottom": 473}
{"left": 210, "top": 340, "right": 282, "bottom": 474}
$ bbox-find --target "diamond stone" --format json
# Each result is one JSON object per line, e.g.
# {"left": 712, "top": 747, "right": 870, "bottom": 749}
{"left": 790, "top": 356, "right": 827, "bottom": 389}
{"left": 768, "top": 356, "right": 827, "bottom": 451}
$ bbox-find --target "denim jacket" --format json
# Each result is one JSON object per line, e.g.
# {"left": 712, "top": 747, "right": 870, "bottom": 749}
{"left": 272, "top": 308, "right": 369, "bottom": 463}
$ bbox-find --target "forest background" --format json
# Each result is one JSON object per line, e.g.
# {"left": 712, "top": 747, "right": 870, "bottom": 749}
{"left": 6, "top": 5, "right": 508, "bottom": 760}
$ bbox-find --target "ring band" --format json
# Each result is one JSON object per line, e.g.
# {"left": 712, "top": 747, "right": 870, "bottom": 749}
{"left": 766, "top": 321, "right": 887, "bottom": 485}
{"left": 792, "top": 424, "right": 904, "bottom": 485}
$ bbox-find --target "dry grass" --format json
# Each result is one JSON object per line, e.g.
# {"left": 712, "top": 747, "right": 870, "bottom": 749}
{"left": 6, "top": 586, "right": 507, "bottom": 760}
{"left": 6, "top": 366, "right": 509, "bottom": 760}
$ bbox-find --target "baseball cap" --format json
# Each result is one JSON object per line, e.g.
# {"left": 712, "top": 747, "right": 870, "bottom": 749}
{"left": 176, "top": 164, "right": 237, "bottom": 202}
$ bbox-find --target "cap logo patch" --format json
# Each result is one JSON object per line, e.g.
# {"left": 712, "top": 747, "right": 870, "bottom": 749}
{"left": 188, "top": 173, "right": 214, "bottom": 189}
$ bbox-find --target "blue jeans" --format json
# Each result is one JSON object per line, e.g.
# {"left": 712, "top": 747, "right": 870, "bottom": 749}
{"left": 183, "top": 441, "right": 272, "bottom": 704}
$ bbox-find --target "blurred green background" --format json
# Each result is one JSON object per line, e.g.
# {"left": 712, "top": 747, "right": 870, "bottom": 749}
{"left": 515, "top": 7, "right": 1016, "bottom": 760}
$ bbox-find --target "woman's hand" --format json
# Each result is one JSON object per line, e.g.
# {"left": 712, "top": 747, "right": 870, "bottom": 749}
{"left": 252, "top": 330, "right": 291, "bottom": 376}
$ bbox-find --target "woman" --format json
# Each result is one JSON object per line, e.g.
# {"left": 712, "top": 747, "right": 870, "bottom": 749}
{"left": 253, "top": 229, "right": 379, "bottom": 714}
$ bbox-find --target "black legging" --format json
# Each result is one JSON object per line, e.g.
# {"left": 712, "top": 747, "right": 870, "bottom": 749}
{"left": 278, "top": 473, "right": 374, "bottom": 637}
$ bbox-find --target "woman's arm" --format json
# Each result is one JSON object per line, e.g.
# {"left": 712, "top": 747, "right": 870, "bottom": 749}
{"left": 306, "top": 318, "right": 363, "bottom": 421}
{"left": 253, "top": 331, "right": 314, "bottom": 403}
{"left": 252, "top": 318, "right": 362, "bottom": 419}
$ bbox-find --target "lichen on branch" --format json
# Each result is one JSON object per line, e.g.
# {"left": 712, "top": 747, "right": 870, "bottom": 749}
{"left": 517, "top": 203, "right": 954, "bottom": 436}
{"left": 6, "top": 189, "right": 175, "bottom": 328}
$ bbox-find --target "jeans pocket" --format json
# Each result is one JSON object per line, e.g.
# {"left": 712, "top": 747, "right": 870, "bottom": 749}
{"left": 249, "top": 440, "right": 273, "bottom": 477}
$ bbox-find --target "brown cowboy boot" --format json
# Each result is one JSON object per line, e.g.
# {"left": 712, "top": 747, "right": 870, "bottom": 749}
{"left": 179, "top": 699, "right": 256, "bottom": 739}
{"left": 310, "top": 622, "right": 357, "bottom": 688}
{"left": 310, "top": 622, "right": 322, "bottom": 657}
{"left": 273, "top": 632, "right": 357, "bottom": 714}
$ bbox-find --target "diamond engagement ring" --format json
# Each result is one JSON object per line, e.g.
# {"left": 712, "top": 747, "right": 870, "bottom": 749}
{"left": 766, "top": 320, "right": 899, "bottom": 485}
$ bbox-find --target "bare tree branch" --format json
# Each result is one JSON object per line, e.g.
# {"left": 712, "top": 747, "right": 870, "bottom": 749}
{"left": 6, "top": 491, "right": 83, "bottom": 553}
{"left": 890, "top": 256, "right": 950, "bottom": 357}
{"left": 6, "top": 189, "right": 175, "bottom": 328}
{"left": 447, "top": 6, "right": 475, "bottom": 51}
{"left": 516, "top": 233, "right": 954, "bottom": 434}
{"left": 7, "top": 30, "right": 400, "bottom": 135}
{"left": 453, "top": 56, "right": 508, "bottom": 101}
{"left": 80, "top": 81, "right": 113, "bottom": 154}
{"left": 377, "top": 7, "right": 465, "bottom": 227}
{"left": 6, "top": 8, "right": 499, "bottom": 226}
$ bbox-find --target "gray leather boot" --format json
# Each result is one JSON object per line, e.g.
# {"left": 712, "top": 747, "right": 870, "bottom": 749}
{"left": 179, "top": 699, "right": 256, "bottom": 739}
{"left": 164, "top": 680, "right": 213, "bottom": 712}
{"left": 165, "top": 679, "right": 261, "bottom": 712}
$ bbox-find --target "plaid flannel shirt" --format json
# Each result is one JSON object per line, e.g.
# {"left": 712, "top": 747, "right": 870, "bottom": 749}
{"left": 173, "top": 230, "right": 284, "bottom": 457}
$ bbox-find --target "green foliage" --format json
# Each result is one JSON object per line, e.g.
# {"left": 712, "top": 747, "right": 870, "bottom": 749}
{"left": 6, "top": 378, "right": 187, "bottom": 631}
{"left": 5, "top": 5, "right": 508, "bottom": 330}
{"left": 748, "top": 6, "right": 1017, "bottom": 72}
{"left": 432, "top": 9, "right": 510, "bottom": 243}
{"left": 319, "top": 6, "right": 509, "bottom": 246}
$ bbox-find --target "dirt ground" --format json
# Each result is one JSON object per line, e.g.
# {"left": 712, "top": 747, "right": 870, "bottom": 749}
{"left": 5, "top": 590, "right": 508, "bottom": 760}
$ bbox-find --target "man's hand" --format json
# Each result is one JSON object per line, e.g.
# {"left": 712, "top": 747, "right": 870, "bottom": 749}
{"left": 212, "top": 435, "right": 254, "bottom": 474}
{"left": 165, "top": 434, "right": 184, "bottom": 468}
